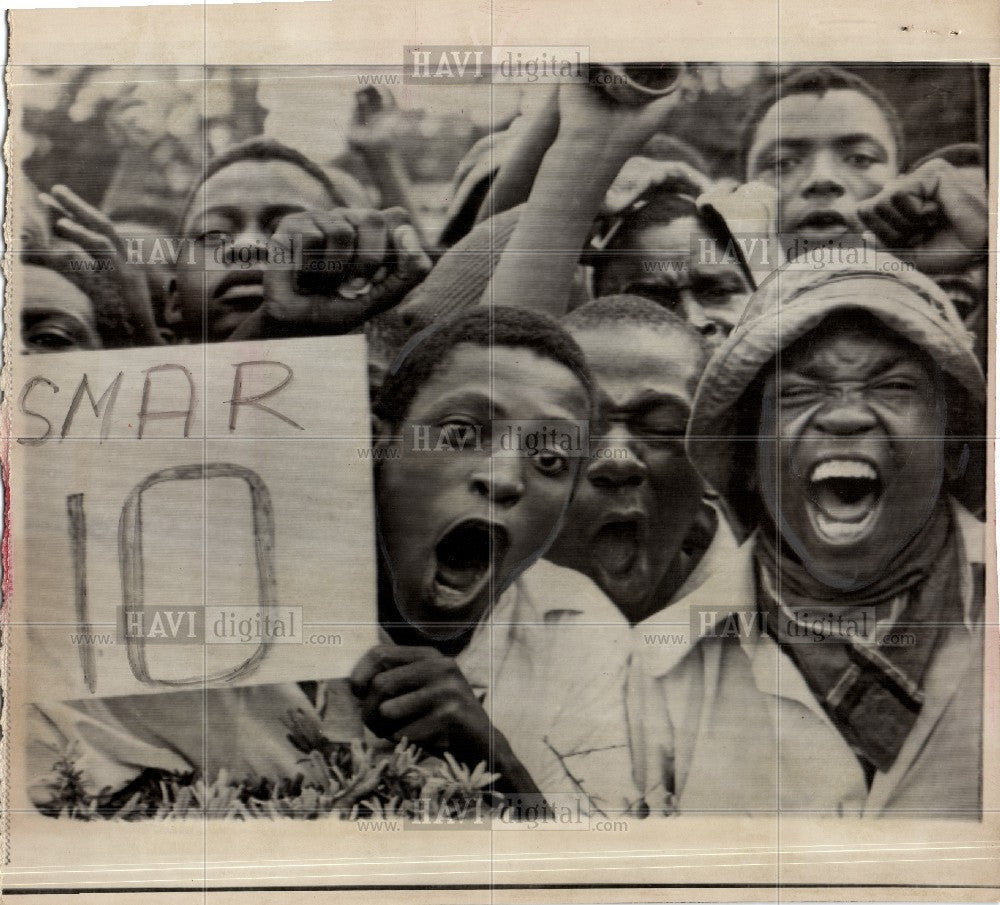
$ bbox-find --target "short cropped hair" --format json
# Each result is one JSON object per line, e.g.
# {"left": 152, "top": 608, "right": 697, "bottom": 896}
{"left": 564, "top": 293, "right": 711, "bottom": 371}
{"left": 741, "top": 65, "right": 905, "bottom": 175}
{"left": 178, "top": 138, "right": 344, "bottom": 228}
{"left": 374, "top": 306, "right": 596, "bottom": 425}
{"left": 603, "top": 188, "right": 708, "bottom": 251}
{"left": 22, "top": 241, "right": 135, "bottom": 348}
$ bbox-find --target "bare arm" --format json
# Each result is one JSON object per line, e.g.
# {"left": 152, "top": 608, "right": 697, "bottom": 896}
{"left": 480, "top": 78, "right": 700, "bottom": 317}
{"left": 472, "top": 86, "right": 561, "bottom": 225}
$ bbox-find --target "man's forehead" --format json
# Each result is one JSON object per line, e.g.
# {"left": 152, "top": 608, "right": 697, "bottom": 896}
{"left": 572, "top": 325, "right": 702, "bottom": 396}
{"left": 750, "top": 89, "right": 897, "bottom": 155}
{"left": 629, "top": 220, "right": 744, "bottom": 273}
{"left": 418, "top": 342, "right": 589, "bottom": 410}
{"left": 23, "top": 266, "right": 95, "bottom": 321}
{"left": 784, "top": 319, "right": 924, "bottom": 370}
{"left": 186, "top": 159, "right": 332, "bottom": 223}
{"left": 626, "top": 215, "right": 700, "bottom": 257}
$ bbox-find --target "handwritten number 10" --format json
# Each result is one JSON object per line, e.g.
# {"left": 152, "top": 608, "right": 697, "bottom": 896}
{"left": 68, "top": 463, "right": 276, "bottom": 694}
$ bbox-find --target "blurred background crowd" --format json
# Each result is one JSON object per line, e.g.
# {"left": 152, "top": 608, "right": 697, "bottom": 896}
{"left": 14, "top": 64, "right": 986, "bottom": 243}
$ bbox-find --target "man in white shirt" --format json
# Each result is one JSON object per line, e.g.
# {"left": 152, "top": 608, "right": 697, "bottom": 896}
{"left": 352, "top": 305, "right": 636, "bottom": 813}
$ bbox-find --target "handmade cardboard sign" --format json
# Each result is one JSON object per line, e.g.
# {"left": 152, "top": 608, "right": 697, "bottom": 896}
{"left": 9, "top": 337, "right": 378, "bottom": 701}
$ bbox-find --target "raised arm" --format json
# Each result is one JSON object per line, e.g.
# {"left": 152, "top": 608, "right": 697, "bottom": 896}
{"left": 481, "top": 76, "right": 700, "bottom": 317}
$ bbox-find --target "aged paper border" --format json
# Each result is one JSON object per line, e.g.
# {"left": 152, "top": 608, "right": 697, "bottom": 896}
{"left": 3, "top": 0, "right": 998, "bottom": 900}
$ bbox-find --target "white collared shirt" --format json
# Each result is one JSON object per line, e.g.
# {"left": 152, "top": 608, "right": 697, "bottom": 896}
{"left": 629, "top": 499, "right": 985, "bottom": 818}
{"left": 458, "top": 558, "right": 638, "bottom": 816}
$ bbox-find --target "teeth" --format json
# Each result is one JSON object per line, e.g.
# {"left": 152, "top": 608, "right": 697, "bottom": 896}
{"left": 814, "top": 508, "right": 876, "bottom": 543}
{"left": 810, "top": 459, "right": 877, "bottom": 483}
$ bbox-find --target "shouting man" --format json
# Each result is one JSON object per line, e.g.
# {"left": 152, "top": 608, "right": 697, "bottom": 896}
{"left": 630, "top": 258, "right": 986, "bottom": 818}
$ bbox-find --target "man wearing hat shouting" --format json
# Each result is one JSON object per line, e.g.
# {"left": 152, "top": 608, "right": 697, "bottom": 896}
{"left": 629, "top": 256, "right": 987, "bottom": 818}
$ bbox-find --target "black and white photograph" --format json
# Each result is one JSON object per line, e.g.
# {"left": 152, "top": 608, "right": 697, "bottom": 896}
{"left": 2, "top": 1, "right": 997, "bottom": 898}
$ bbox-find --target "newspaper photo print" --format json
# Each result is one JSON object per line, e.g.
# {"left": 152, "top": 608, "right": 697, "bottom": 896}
{"left": 2, "top": 2, "right": 998, "bottom": 898}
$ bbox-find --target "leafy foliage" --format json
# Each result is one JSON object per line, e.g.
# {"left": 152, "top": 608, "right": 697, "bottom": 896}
{"left": 36, "top": 714, "right": 502, "bottom": 822}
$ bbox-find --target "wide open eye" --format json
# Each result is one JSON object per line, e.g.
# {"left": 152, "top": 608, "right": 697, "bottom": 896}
{"left": 437, "top": 416, "right": 483, "bottom": 451}
{"left": 530, "top": 446, "right": 569, "bottom": 477}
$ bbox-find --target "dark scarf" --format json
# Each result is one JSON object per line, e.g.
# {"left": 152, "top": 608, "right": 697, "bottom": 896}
{"left": 755, "top": 502, "right": 962, "bottom": 781}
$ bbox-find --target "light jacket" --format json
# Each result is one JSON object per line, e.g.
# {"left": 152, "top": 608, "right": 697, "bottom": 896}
{"left": 628, "top": 499, "right": 984, "bottom": 818}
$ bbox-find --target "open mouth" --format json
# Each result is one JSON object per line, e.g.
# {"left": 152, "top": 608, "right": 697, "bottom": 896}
{"left": 215, "top": 273, "right": 265, "bottom": 308}
{"left": 431, "top": 519, "right": 509, "bottom": 611}
{"left": 806, "top": 458, "right": 883, "bottom": 544}
{"left": 794, "top": 211, "right": 851, "bottom": 234}
{"left": 217, "top": 284, "right": 265, "bottom": 308}
{"left": 591, "top": 518, "right": 644, "bottom": 577}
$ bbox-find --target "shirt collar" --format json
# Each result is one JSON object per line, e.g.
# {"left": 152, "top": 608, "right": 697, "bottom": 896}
{"left": 672, "top": 499, "right": 740, "bottom": 601}
{"left": 635, "top": 532, "right": 758, "bottom": 678}
{"left": 459, "top": 559, "right": 619, "bottom": 686}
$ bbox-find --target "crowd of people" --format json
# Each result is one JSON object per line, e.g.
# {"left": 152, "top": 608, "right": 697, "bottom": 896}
{"left": 24, "top": 64, "right": 990, "bottom": 819}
